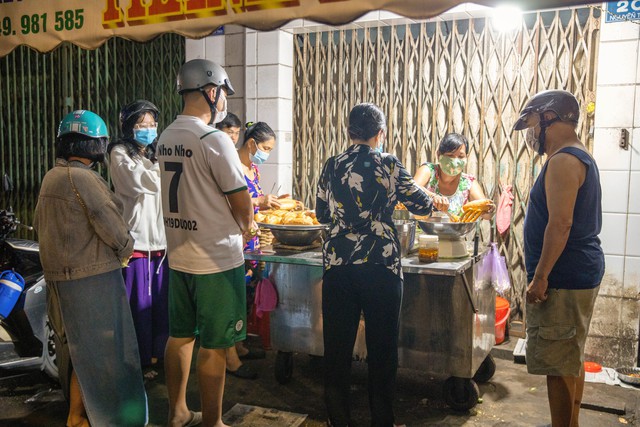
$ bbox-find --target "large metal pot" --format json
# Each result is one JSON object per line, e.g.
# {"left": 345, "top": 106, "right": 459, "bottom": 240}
{"left": 393, "top": 219, "right": 416, "bottom": 257}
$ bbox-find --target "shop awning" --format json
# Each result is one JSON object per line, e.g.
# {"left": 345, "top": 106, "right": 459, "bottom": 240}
{"left": 0, "top": 0, "right": 595, "bottom": 57}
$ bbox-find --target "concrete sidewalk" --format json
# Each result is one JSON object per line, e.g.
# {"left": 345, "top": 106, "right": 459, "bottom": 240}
{"left": 1, "top": 336, "right": 639, "bottom": 426}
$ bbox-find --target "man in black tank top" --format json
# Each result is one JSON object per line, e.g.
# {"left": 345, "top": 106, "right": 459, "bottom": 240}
{"left": 514, "top": 90, "right": 604, "bottom": 427}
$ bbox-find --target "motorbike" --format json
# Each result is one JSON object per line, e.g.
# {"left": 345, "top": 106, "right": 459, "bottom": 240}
{"left": 0, "top": 175, "right": 57, "bottom": 381}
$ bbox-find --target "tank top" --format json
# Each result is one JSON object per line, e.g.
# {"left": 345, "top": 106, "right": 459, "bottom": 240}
{"left": 423, "top": 162, "right": 475, "bottom": 216}
{"left": 523, "top": 147, "right": 604, "bottom": 289}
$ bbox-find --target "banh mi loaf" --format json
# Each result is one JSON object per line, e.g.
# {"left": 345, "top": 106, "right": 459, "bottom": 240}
{"left": 461, "top": 199, "right": 493, "bottom": 213}
{"left": 277, "top": 198, "right": 301, "bottom": 210}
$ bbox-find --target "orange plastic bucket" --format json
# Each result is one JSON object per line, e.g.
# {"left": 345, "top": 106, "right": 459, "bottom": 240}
{"left": 495, "top": 296, "right": 510, "bottom": 345}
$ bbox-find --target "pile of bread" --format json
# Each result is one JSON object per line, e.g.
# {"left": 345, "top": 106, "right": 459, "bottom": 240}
{"left": 255, "top": 199, "right": 321, "bottom": 226}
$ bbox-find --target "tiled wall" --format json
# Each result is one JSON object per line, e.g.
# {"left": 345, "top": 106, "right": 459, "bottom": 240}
{"left": 588, "top": 14, "right": 640, "bottom": 367}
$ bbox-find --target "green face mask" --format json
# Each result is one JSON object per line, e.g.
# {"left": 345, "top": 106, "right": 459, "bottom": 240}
{"left": 438, "top": 155, "right": 467, "bottom": 176}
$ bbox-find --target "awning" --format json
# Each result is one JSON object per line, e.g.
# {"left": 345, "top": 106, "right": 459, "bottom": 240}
{"left": 0, "top": 0, "right": 594, "bottom": 57}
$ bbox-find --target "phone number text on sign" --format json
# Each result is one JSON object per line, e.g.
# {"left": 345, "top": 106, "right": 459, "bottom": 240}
{"left": 0, "top": 9, "right": 84, "bottom": 36}
{"left": 606, "top": 1, "right": 640, "bottom": 22}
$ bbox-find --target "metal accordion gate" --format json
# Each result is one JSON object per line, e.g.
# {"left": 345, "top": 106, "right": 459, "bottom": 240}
{"left": 293, "top": 7, "right": 600, "bottom": 322}
{"left": 0, "top": 34, "right": 184, "bottom": 237}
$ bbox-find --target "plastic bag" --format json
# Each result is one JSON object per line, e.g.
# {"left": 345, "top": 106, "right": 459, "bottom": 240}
{"left": 488, "top": 243, "right": 511, "bottom": 296}
{"left": 254, "top": 277, "right": 278, "bottom": 319}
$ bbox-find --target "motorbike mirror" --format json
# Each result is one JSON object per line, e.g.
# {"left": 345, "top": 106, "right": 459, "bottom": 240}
{"left": 2, "top": 174, "right": 13, "bottom": 194}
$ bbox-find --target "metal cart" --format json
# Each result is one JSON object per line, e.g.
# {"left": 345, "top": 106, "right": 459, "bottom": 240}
{"left": 244, "top": 249, "right": 495, "bottom": 411}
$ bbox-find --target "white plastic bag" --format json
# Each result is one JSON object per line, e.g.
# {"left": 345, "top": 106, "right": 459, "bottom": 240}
{"left": 489, "top": 243, "right": 511, "bottom": 296}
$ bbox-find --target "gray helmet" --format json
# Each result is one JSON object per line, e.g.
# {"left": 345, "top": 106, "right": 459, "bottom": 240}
{"left": 513, "top": 90, "right": 579, "bottom": 131}
{"left": 176, "top": 59, "right": 235, "bottom": 96}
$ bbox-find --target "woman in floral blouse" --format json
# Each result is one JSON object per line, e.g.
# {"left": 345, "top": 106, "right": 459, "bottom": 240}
{"left": 413, "top": 133, "right": 494, "bottom": 219}
{"left": 316, "top": 103, "right": 447, "bottom": 427}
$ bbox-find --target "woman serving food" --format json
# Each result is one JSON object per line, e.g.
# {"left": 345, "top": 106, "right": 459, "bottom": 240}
{"left": 413, "top": 133, "right": 495, "bottom": 221}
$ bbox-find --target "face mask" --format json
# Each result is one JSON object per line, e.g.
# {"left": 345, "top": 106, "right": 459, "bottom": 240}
{"left": 212, "top": 95, "right": 227, "bottom": 125}
{"left": 133, "top": 128, "right": 157, "bottom": 146}
{"left": 438, "top": 155, "right": 467, "bottom": 176}
{"left": 249, "top": 141, "right": 270, "bottom": 164}
{"left": 525, "top": 126, "right": 542, "bottom": 154}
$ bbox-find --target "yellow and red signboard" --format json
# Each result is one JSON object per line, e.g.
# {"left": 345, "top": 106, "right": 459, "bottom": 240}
{"left": 0, "top": 0, "right": 590, "bottom": 57}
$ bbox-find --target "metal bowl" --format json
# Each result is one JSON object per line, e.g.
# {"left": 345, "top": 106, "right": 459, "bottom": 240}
{"left": 393, "top": 210, "right": 414, "bottom": 221}
{"left": 416, "top": 217, "right": 478, "bottom": 238}
{"left": 616, "top": 367, "right": 640, "bottom": 386}
{"left": 393, "top": 219, "right": 416, "bottom": 257}
{"left": 257, "top": 223, "right": 327, "bottom": 246}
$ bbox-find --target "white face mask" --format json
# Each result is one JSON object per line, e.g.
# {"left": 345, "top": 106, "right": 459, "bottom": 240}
{"left": 525, "top": 126, "right": 541, "bottom": 154}
{"left": 212, "top": 95, "right": 227, "bottom": 125}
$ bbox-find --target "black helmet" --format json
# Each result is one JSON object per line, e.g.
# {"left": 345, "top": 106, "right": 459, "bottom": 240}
{"left": 513, "top": 90, "right": 579, "bottom": 131}
{"left": 176, "top": 59, "right": 235, "bottom": 96}
{"left": 119, "top": 100, "right": 159, "bottom": 139}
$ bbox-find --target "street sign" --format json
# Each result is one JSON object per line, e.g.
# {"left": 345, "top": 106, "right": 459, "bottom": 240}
{"left": 605, "top": 1, "right": 640, "bottom": 23}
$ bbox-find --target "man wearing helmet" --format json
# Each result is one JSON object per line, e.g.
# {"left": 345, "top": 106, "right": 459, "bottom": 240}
{"left": 34, "top": 110, "right": 147, "bottom": 426}
{"left": 158, "top": 59, "right": 255, "bottom": 427}
{"left": 514, "top": 90, "right": 604, "bottom": 426}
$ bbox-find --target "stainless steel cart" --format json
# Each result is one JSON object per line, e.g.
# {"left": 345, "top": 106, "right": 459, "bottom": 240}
{"left": 244, "top": 248, "right": 495, "bottom": 411}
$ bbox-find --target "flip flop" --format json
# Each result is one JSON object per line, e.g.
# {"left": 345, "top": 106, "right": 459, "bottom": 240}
{"left": 239, "top": 347, "right": 266, "bottom": 360}
{"left": 226, "top": 364, "right": 258, "bottom": 380}
{"left": 183, "top": 411, "right": 202, "bottom": 427}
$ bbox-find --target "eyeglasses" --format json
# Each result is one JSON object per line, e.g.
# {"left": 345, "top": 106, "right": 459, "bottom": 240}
{"left": 134, "top": 122, "right": 158, "bottom": 130}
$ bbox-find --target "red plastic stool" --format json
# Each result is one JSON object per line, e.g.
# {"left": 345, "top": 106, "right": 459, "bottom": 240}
{"left": 247, "top": 304, "right": 271, "bottom": 350}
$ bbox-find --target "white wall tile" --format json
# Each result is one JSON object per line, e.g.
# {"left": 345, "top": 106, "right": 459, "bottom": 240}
{"left": 225, "top": 33, "right": 245, "bottom": 67}
{"left": 245, "top": 99, "right": 257, "bottom": 126}
{"left": 598, "top": 41, "right": 638, "bottom": 85}
{"left": 631, "top": 129, "right": 640, "bottom": 170}
{"left": 185, "top": 39, "right": 205, "bottom": 61}
{"left": 271, "top": 131, "right": 293, "bottom": 165}
{"left": 624, "top": 256, "right": 640, "bottom": 297}
{"left": 600, "top": 170, "right": 630, "bottom": 213}
{"left": 257, "top": 65, "right": 280, "bottom": 98}
{"left": 594, "top": 85, "right": 636, "bottom": 129}
{"left": 258, "top": 163, "right": 293, "bottom": 197}
{"left": 601, "top": 213, "right": 628, "bottom": 255}
{"left": 635, "top": 87, "right": 640, "bottom": 128}
{"left": 601, "top": 254, "right": 624, "bottom": 297}
{"left": 257, "top": 31, "right": 281, "bottom": 65}
{"left": 630, "top": 172, "right": 640, "bottom": 213}
{"left": 256, "top": 98, "right": 293, "bottom": 132}
{"left": 204, "top": 35, "right": 225, "bottom": 65}
{"left": 593, "top": 128, "right": 632, "bottom": 171}
{"left": 245, "top": 66, "right": 257, "bottom": 99}
{"left": 600, "top": 17, "right": 640, "bottom": 42}
{"left": 225, "top": 66, "right": 244, "bottom": 98}
{"left": 626, "top": 214, "right": 640, "bottom": 256}
{"left": 605, "top": 255, "right": 626, "bottom": 284}
{"left": 245, "top": 32, "right": 257, "bottom": 66}
{"left": 278, "top": 31, "right": 294, "bottom": 68}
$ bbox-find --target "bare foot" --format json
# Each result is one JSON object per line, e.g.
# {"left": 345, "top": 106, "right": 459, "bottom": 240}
{"left": 66, "top": 417, "right": 90, "bottom": 427}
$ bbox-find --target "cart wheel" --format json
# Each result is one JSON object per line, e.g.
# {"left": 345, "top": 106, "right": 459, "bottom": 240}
{"left": 443, "top": 377, "right": 480, "bottom": 411}
{"left": 275, "top": 351, "right": 293, "bottom": 384}
{"left": 473, "top": 354, "right": 496, "bottom": 383}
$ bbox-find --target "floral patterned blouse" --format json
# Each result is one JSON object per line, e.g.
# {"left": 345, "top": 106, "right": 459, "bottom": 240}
{"left": 244, "top": 163, "right": 262, "bottom": 252}
{"left": 422, "top": 162, "right": 475, "bottom": 216}
{"left": 316, "top": 144, "right": 434, "bottom": 278}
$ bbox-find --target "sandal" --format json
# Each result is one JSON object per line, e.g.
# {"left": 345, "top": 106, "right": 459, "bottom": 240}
{"left": 226, "top": 364, "right": 258, "bottom": 380}
{"left": 183, "top": 410, "right": 202, "bottom": 427}
{"left": 239, "top": 347, "right": 266, "bottom": 360}
{"left": 143, "top": 369, "right": 159, "bottom": 380}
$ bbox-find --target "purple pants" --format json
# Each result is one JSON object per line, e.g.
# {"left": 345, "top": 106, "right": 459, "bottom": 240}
{"left": 122, "top": 256, "right": 169, "bottom": 367}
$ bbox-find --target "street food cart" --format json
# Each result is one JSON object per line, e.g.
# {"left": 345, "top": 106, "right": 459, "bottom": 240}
{"left": 244, "top": 247, "right": 496, "bottom": 411}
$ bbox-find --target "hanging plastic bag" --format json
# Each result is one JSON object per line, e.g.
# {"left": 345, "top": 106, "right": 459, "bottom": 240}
{"left": 488, "top": 243, "right": 511, "bottom": 296}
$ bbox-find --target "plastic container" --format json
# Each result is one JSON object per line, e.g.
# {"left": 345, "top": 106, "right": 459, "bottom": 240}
{"left": 418, "top": 234, "right": 439, "bottom": 263}
{"left": 0, "top": 270, "right": 25, "bottom": 319}
{"left": 495, "top": 296, "right": 510, "bottom": 345}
